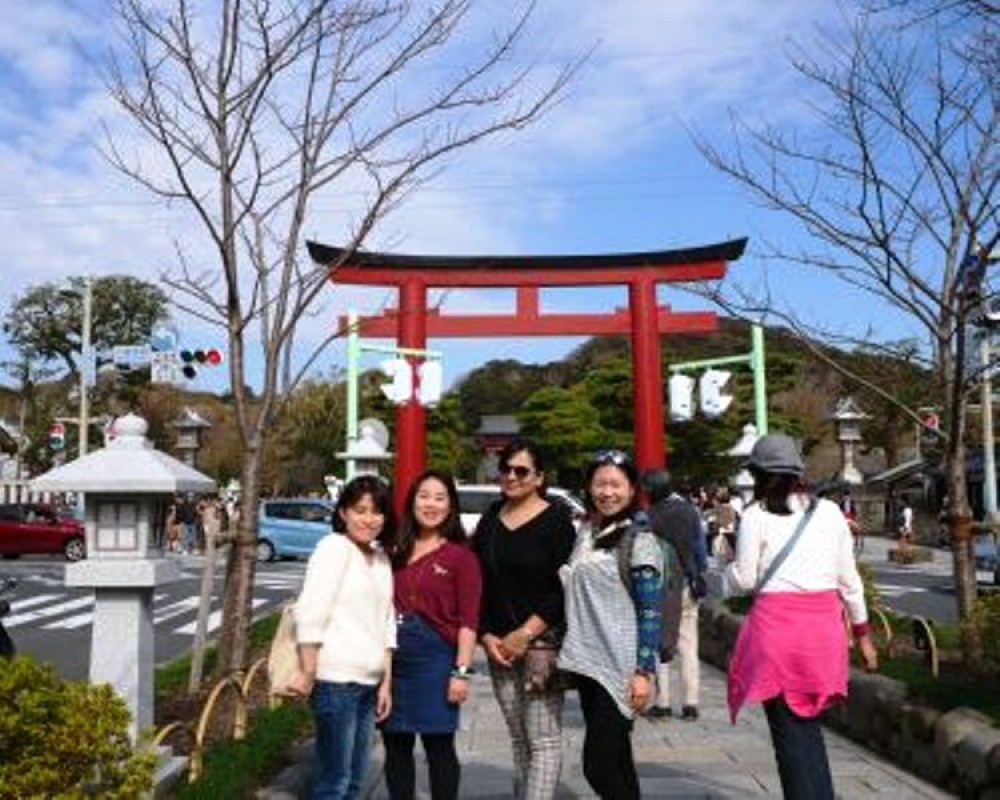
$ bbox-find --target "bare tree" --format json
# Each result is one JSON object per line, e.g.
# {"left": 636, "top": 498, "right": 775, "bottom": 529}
{"left": 101, "top": 0, "right": 576, "bottom": 672}
{"left": 693, "top": 9, "right": 998, "bottom": 659}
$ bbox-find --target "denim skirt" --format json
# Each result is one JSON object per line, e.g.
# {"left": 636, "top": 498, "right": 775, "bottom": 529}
{"left": 382, "top": 612, "right": 458, "bottom": 734}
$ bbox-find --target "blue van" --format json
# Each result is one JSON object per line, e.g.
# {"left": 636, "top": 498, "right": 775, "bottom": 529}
{"left": 256, "top": 498, "right": 334, "bottom": 562}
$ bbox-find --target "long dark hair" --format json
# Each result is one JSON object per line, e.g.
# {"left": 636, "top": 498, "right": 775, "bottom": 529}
{"left": 332, "top": 475, "right": 395, "bottom": 546}
{"left": 750, "top": 467, "right": 799, "bottom": 515}
{"left": 497, "top": 438, "right": 548, "bottom": 497}
{"left": 583, "top": 452, "right": 640, "bottom": 550}
{"left": 393, "top": 470, "right": 467, "bottom": 566}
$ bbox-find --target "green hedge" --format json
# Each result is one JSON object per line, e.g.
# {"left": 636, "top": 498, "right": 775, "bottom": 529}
{"left": 0, "top": 656, "right": 157, "bottom": 799}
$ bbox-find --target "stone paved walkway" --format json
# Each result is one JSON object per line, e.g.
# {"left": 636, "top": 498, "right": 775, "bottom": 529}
{"left": 337, "top": 659, "right": 952, "bottom": 798}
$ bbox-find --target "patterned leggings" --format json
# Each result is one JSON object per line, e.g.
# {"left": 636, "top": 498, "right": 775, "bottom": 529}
{"left": 488, "top": 660, "right": 565, "bottom": 800}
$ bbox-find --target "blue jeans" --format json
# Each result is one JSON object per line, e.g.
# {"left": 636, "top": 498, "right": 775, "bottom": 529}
{"left": 311, "top": 681, "right": 377, "bottom": 799}
{"left": 764, "top": 697, "right": 834, "bottom": 799}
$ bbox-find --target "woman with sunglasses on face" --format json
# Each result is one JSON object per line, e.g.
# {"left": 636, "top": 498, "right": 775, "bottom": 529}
{"left": 290, "top": 475, "right": 396, "bottom": 800}
{"left": 472, "top": 439, "right": 576, "bottom": 800}
{"left": 558, "top": 450, "right": 663, "bottom": 800}
{"left": 380, "top": 470, "right": 482, "bottom": 800}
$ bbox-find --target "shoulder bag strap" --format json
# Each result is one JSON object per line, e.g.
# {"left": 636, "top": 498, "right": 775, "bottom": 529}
{"left": 754, "top": 498, "right": 818, "bottom": 594}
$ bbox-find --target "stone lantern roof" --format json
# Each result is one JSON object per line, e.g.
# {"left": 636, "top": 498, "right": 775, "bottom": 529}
{"left": 829, "top": 396, "right": 869, "bottom": 422}
{"left": 31, "top": 413, "right": 215, "bottom": 495}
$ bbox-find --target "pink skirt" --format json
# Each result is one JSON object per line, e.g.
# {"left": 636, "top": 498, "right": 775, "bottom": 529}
{"left": 727, "top": 590, "right": 848, "bottom": 723}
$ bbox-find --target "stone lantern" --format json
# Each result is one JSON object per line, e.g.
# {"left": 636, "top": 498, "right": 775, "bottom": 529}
{"left": 337, "top": 418, "right": 393, "bottom": 478}
{"left": 830, "top": 397, "right": 869, "bottom": 485}
{"left": 31, "top": 413, "right": 215, "bottom": 739}
{"left": 171, "top": 406, "right": 212, "bottom": 468}
{"left": 728, "top": 423, "right": 760, "bottom": 507}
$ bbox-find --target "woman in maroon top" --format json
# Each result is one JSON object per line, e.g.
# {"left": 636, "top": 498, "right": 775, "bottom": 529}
{"left": 381, "top": 470, "right": 482, "bottom": 800}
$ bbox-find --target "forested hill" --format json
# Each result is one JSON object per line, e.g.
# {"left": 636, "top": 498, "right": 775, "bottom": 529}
{"left": 453, "top": 317, "right": 932, "bottom": 483}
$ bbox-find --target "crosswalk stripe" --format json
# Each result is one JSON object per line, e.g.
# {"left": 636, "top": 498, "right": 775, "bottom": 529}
{"left": 8, "top": 594, "right": 62, "bottom": 613}
{"left": 154, "top": 597, "right": 203, "bottom": 624}
{"left": 6, "top": 597, "right": 94, "bottom": 629}
{"left": 172, "top": 598, "right": 267, "bottom": 635}
{"left": 44, "top": 593, "right": 175, "bottom": 630}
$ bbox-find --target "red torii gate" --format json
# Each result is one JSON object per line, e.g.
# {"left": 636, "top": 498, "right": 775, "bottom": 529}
{"left": 308, "top": 239, "right": 746, "bottom": 508}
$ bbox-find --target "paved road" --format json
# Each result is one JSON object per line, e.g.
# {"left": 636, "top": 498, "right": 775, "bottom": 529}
{"left": 0, "top": 553, "right": 304, "bottom": 680}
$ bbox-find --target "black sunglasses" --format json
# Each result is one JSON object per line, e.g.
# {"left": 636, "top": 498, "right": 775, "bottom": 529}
{"left": 498, "top": 463, "right": 534, "bottom": 479}
{"left": 594, "top": 449, "right": 630, "bottom": 466}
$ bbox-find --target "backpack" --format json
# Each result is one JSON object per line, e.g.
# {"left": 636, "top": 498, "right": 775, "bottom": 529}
{"left": 614, "top": 500, "right": 703, "bottom": 662}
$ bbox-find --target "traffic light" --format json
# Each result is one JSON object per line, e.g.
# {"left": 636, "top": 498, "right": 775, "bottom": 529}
{"left": 178, "top": 348, "right": 225, "bottom": 380}
{"left": 668, "top": 374, "right": 695, "bottom": 421}
{"left": 48, "top": 422, "right": 66, "bottom": 451}
{"left": 699, "top": 369, "right": 733, "bottom": 418}
{"left": 379, "top": 358, "right": 414, "bottom": 404}
{"left": 417, "top": 360, "right": 443, "bottom": 407}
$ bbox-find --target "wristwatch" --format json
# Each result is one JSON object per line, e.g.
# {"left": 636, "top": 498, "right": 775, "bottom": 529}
{"left": 451, "top": 664, "right": 475, "bottom": 679}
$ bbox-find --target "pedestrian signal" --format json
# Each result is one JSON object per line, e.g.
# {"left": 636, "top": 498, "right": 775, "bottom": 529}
{"left": 48, "top": 422, "right": 66, "bottom": 451}
{"left": 668, "top": 374, "right": 696, "bottom": 422}
{"left": 699, "top": 369, "right": 733, "bottom": 418}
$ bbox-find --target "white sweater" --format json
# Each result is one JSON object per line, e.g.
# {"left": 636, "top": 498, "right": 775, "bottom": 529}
{"left": 295, "top": 533, "right": 396, "bottom": 685}
{"left": 724, "top": 497, "right": 868, "bottom": 625}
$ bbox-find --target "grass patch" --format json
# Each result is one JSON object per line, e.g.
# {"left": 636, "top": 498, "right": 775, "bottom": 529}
{"left": 875, "top": 655, "right": 1000, "bottom": 724}
{"left": 173, "top": 702, "right": 313, "bottom": 800}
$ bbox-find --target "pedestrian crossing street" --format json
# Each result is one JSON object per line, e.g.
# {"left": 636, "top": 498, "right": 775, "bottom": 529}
{"left": 3, "top": 561, "right": 306, "bottom": 637}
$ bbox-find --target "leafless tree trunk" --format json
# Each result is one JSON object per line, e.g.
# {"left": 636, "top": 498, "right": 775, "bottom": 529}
{"left": 692, "top": 9, "right": 997, "bottom": 660}
{"left": 101, "top": 0, "right": 578, "bottom": 672}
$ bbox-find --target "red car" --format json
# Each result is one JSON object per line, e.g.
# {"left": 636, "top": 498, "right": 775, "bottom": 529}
{"left": 0, "top": 503, "right": 86, "bottom": 561}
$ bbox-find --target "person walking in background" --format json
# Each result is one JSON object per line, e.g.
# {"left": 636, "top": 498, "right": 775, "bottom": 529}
{"left": 897, "top": 496, "right": 914, "bottom": 556}
{"left": 289, "top": 475, "right": 396, "bottom": 800}
{"left": 175, "top": 492, "right": 200, "bottom": 554}
{"left": 472, "top": 439, "right": 575, "bottom": 800}
{"left": 381, "top": 471, "right": 482, "bottom": 800}
{"left": 725, "top": 434, "right": 878, "bottom": 800}
{"left": 558, "top": 450, "right": 663, "bottom": 800}
{"left": 641, "top": 471, "right": 707, "bottom": 722}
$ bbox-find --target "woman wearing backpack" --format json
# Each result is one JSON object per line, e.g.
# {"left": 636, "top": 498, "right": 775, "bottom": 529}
{"left": 558, "top": 450, "right": 663, "bottom": 800}
{"left": 725, "top": 434, "right": 877, "bottom": 800}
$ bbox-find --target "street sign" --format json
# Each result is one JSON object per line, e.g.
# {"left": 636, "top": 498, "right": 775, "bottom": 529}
{"left": 150, "top": 351, "right": 181, "bottom": 384}
{"left": 112, "top": 345, "right": 153, "bottom": 371}
{"left": 81, "top": 345, "right": 97, "bottom": 388}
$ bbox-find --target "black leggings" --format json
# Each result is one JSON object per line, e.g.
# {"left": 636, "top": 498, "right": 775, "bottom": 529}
{"left": 576, "top": 674, "right": 640, "bottom": 800}
{"left": 382, "top": 731, "right": 459, "bottom": 800}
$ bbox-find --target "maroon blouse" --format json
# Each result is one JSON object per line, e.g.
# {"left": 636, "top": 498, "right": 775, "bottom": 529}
{"left": 394, "top": 541, "right": 483, "bottom": 646}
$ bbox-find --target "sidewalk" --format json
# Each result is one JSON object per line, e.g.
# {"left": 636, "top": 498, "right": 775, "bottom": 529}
{"left": 262, "top": 658, "right": 953, "bottom": 798}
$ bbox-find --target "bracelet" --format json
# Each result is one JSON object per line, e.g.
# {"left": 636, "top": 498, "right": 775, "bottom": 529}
{"left": 451, "top": 665, "right": 475, "bottom": 679}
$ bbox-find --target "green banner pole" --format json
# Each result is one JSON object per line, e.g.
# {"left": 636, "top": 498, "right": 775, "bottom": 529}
{"left": 751, "top": 323, "right": 768, "bottom": 434}
{"left": 345, "top": 311, "right": 360, "bottom": 481}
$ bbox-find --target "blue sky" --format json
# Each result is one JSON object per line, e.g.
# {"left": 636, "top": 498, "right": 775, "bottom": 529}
{"left": 0, "top": 0, "right": 921, "bottom": 397}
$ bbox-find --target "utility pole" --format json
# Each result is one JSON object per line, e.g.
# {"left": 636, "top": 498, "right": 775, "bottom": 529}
{"left": 79, "top": 277, "right": 93, "bottom": 457}
{"left": 982, "top": 333, "right": 997, "bottom": 522}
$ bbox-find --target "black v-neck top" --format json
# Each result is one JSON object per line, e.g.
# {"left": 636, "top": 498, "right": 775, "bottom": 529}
{"left": 472, "top": 501, "right": 576, "bottom": 637}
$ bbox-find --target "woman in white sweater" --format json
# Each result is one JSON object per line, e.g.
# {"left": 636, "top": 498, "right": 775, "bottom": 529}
{"left": 725, "top": 434, "right": 877, "bottom": 800}
{"left": 290, "top": 475, "right": 397, "bottom": 800}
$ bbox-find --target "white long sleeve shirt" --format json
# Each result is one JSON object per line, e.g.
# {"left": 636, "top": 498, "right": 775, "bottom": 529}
{"left": 724, "top": 497, "right": 868, "bottom": 625}
{"left": 295, "top": 533, "right": 396, "bottom": 685}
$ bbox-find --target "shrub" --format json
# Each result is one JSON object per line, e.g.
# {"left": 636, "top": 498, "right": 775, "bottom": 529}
{"left": 0, "top": 656, "right": 156, "bottom": 799}
{"left": 970, "top": 592, "right": 1000, "bottom": 668}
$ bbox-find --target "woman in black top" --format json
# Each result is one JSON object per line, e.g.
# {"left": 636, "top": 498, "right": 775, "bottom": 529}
{"left": 472, "top": 439, "right": 576, "bottom": 800}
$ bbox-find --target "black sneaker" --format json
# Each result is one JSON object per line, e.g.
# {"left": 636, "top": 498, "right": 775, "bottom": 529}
{"left": 646, "top": 706, "right": 672, "bottom": 719}
{"left": 681, "top": 705, "right": 699, "bottom": 721}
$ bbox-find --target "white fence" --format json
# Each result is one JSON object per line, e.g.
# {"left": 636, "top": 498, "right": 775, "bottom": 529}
{"left": 0, "top": 480, "right": 59, "bottom": 505}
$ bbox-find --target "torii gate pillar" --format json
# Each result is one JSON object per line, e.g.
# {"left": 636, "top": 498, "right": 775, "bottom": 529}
{"left": 630, "top": 277, "right": 665, "bottom": 470}
{"left": 396, "top": 279, "right": 428, "bottom": 510}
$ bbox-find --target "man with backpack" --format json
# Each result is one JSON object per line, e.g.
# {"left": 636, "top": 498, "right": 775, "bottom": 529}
{"left": 639, "top": 470, "right": 708, "bottom": 721}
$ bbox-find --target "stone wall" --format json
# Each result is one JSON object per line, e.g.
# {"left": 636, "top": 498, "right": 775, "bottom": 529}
{"left": 698, "top": 599, "right": 1000, "bottom": 797}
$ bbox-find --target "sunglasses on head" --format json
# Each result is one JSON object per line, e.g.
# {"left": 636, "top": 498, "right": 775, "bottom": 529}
{"left": 594, "top": 449, "right": 630, "bottom": 466}
{"left": 498, "top": 463, "right": 534, "bottom": 479}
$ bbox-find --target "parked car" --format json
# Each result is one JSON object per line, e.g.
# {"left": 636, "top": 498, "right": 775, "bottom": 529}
{"left": 974, "top": 534, "right": 999, "bottom": 586}
{"left": 0, "top": 503, "right": 86, "bottom": 561}
{"left": 456, "top": 484, "right": 586, "bottom": 535}
{"left": 256, "top": 498, "right": 334, "bottom": 562}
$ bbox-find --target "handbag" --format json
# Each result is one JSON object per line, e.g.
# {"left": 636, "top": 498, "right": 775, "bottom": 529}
{"left": 267, "top": 603, "right": 303, "bottom": 696}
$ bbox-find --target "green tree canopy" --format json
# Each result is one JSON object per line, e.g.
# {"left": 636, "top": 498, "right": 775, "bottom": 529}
{"left": 516, "top": 386, "right": 604, "bottom": 488}
{"left": 3, "top": 276, "right": 168, "bottom": 376}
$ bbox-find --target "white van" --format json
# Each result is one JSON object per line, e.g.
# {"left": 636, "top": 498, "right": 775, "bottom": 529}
{"left": 456, "top": 484, "right": 586, "bottom": 535}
